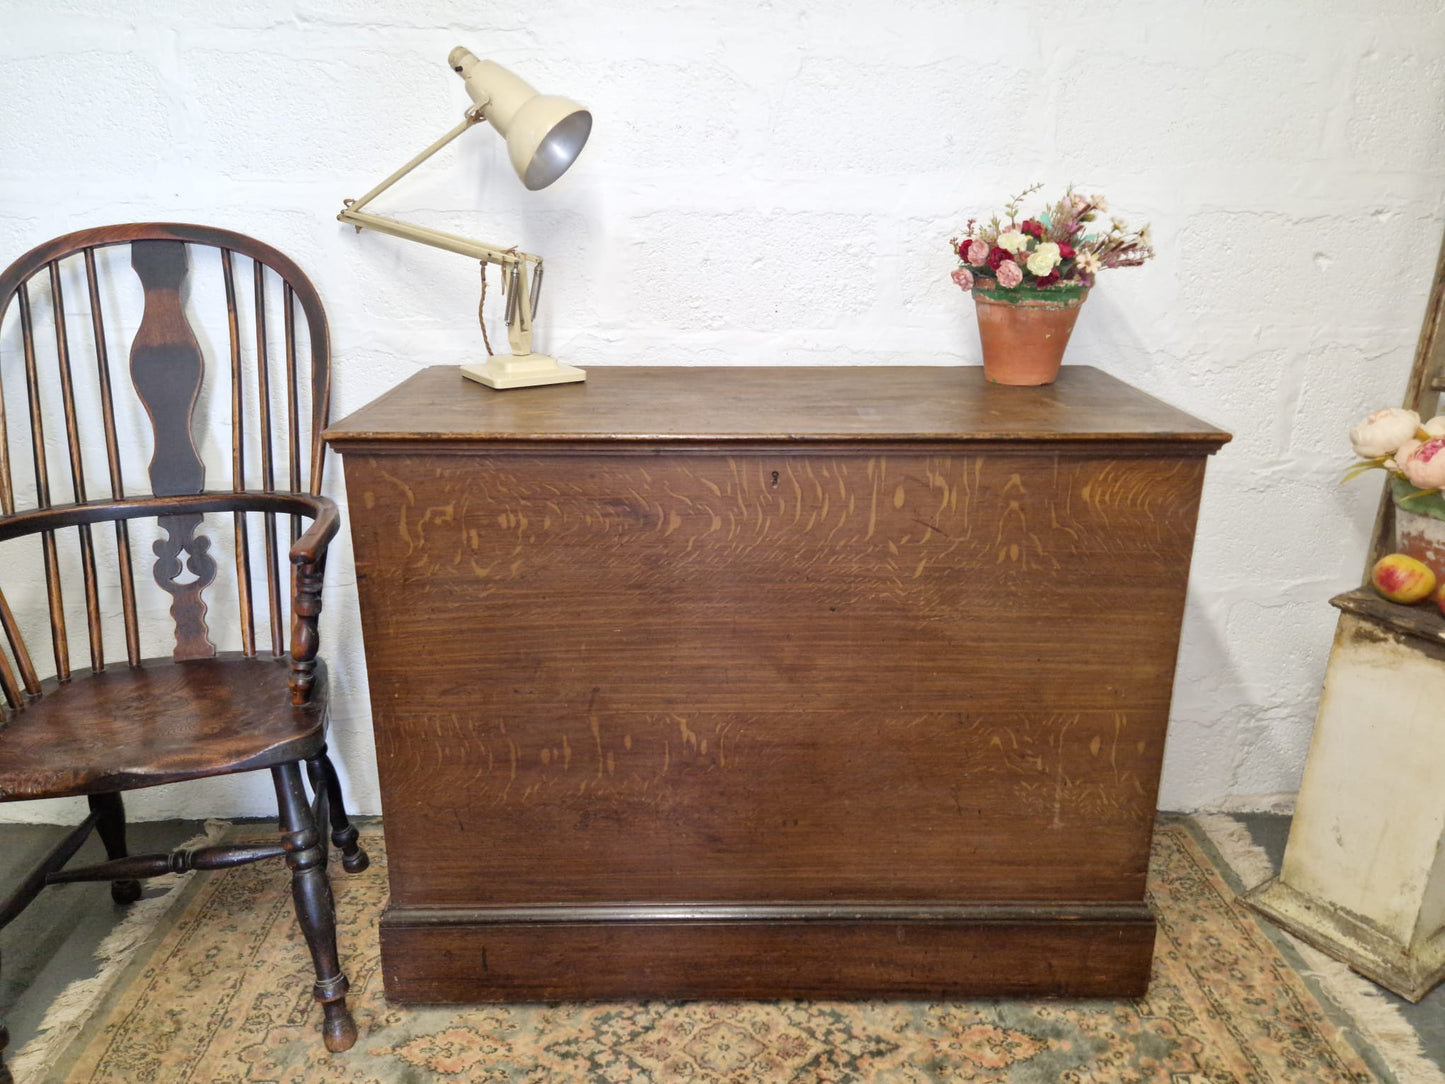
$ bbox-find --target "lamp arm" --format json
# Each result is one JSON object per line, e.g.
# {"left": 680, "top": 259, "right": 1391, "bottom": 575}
{"left": 344, "top": 111, "right": 480, "bottom": 215}
{"left": 336, "top": 207, "right": 539, "bottom": 267}
{"left": 337, "top": 108, "right": 540, "bottom": 269}
{"left": 337, "top": 101, "right": 558, "bottom": 364}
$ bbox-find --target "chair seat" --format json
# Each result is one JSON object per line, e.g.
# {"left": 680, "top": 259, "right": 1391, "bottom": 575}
{"left": 0, "top": 653, "right": 328, "bottom": 801}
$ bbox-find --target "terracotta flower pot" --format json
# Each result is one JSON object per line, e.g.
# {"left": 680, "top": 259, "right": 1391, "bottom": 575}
{"left": 971, "top": 280, "right": 1088, "bottom": 386}
{"left": 1391, "top": 476, "right": 1445, "bottom": 584}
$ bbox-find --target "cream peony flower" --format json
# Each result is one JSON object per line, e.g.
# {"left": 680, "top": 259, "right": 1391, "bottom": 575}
{"left": 1423, "top": 415, "right": 1445, "bottom": 438}
{"left": 1026, "top": 243, "right": 1062, "bottom": 276}
{"left": 1350, "top": 408, "right": 1420, "bottom": 458}
{"left": 997, "top": 230, "right": 1029, "bottom": 254}
{"left": 1403, "top": 437, "right": 1445, "bottom": 490}
{"left": 1389, "top": 438, "right": 1421, "bottom": 474}
{"left": 996, "top": 259, "right": 1023, "bottom": 287}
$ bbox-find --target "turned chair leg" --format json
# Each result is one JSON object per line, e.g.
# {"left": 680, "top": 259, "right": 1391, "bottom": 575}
{"left": 88, "top": 793, "right": 142, "bottom": 905}
{"left": 273, "top": 761, "right": 357, "bottom": 1053}
{"left": 305, "top": 747, "right": 369, "bottom": 874}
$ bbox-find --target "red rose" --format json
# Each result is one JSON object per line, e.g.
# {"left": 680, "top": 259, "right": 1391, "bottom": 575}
{"left": 1034, "top": 270, "right": 1060, "bottom": 287}
{"left": 1021, "top": 219, "right": 1044, "bottom": 239}
{"left": 987, "top": 246, "right": 1011, "bottom": 270}
{"left": 1058, "top": 242, "right": 1075, "bottom": 259}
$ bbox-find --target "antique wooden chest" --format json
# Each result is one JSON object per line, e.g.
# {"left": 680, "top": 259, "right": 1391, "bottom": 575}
{"left": 325, "top": 365, "right": 1228, "bottom": 1001}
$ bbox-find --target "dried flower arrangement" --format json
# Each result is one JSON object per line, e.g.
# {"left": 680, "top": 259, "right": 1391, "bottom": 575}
{"left": 949, "top": 184, "right": 1155, "bottom": 299}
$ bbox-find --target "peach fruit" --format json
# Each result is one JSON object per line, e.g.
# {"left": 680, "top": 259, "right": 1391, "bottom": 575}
{"left": 1371, "top": 553, "right": 1436, "bottom": 604}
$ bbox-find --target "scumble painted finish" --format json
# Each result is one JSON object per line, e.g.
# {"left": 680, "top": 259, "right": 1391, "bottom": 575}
{"left": 330, "top": 364, "right": 1226, "bottom": 1000}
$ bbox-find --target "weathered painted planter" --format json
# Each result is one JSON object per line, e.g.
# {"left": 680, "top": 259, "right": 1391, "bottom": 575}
{"left": 1246, "top": 588, "right": 1445, "bottom": 1001}
{"left": 1390, "top": 477, "right": 1445, "bottom": 583}
{"left": 971, "top": 279, "right": 1087, "bottom": 386}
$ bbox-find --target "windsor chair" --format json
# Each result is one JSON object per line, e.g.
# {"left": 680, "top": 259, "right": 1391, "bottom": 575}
{"left": 0, "top": 223, "right": 367, "bottom": 1077}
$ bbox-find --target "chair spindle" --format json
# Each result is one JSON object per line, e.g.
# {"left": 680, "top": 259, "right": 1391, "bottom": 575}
{"left": 84, "top": 248, "right": 141, "bottom": 666}
{"left": 49, "top": 263, "right": 104, "bottom": 672}
{"left": 255, "top": 263, "right": 283, "bottom": 656}
{"left": 223, "top": 250, "right": 257, "bottom": 657}
{"left": 284, "top": 286, "right": 303, "bottom": 616}
{"left": 0, "top": 592, "right": 26, "bottom": 708}
{"left": 17, "top": 282, "right": 69, "bottom": 682}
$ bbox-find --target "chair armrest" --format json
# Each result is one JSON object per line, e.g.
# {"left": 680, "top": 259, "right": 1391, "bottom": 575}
{"left": 0, "top": 491, "right": 336, "bottom": 544}
{"left": 287, "top": 495, "right": 340, "bottom": 567}
{"left": 285, "top": 496, "right": 342, "bottom": 706}
{"left": 0, "top": 492, "right": 344, "bottom": 707}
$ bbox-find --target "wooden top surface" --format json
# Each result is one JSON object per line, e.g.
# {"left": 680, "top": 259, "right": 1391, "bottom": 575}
{"left": 1333, "top": 587, "right": 1445, "bottom": 647}
{"left": 324, "top": 365, "right": 1230, "bottom": 450}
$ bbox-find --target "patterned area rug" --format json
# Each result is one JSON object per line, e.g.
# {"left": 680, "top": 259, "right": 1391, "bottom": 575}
{"left": 13, "top": 820, "right": 1415, "bottom": 1082}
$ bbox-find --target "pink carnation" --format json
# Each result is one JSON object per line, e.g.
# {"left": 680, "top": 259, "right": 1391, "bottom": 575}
{"left": 996, "top": 259, "right": 1023, "bottom": 287}
{"left": 951, "top": 267, "right": 975, "bottom": 291}
{"left": 1403, "top": 437, "right": 1445, "bottom": 489}
{"left": 966, "top": 240, "right": 988, "bottom": 266}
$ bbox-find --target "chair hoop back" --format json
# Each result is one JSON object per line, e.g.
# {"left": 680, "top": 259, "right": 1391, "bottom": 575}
{"left": 0, "top": 223, "right": 332, "bottom": 687}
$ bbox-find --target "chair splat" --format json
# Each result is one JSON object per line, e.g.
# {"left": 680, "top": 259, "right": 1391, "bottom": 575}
{"left": 130, "top": 239, "right": 217, "bottom": 660}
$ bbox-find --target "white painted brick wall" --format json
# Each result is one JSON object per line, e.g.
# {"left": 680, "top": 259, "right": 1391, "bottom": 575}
{"left": 1, "top": 0, "right": 1443, "bottom": 821}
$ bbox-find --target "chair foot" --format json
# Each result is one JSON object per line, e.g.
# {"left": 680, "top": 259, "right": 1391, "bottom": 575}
{"left": 306, "top": 749, "right": 369, "bottom": 874}
{"left": 90, "top": 793, "right": 143, "bottom": 907}
{"left": 334, "top": 825, "right": 370, "bottom": 874}
{"left": 321, "top": 1000, "right": 359, "bottom": 1052}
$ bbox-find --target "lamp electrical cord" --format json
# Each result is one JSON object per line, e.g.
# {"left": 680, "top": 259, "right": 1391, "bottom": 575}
{"left": 478, "top": 262, "right": 494, "bottom": 356}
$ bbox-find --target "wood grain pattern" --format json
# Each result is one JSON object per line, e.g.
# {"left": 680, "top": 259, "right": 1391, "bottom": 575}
{"left": 331, "top": 366, "right": 1227, "bottom": 1001}
{"left": 324, "top": 364, "right": 1230, "bottom": 451}
{"left": 348, "top": 450, "right": 1200, "bottom": 908}
{"left": 0, "top": 655, "right": 329, "bottom": 801}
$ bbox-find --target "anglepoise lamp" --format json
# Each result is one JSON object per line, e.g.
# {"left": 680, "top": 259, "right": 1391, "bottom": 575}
{"left": 339, "top": 47, "right": 592, "bottom": 389}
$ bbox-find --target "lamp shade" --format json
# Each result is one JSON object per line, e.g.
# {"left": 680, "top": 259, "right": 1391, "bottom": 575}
{"left": 449, "top": 48, "right": 592, "bottom": 190}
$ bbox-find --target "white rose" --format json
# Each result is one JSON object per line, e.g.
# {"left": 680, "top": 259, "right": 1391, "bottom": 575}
{"left": 1026, "top": 243, "right": 1062, "bottom": 276}
{"left": 997, "top": 230, "right": 1029, "bottom": 254}
{"left": 1350, "top": 407, "right": 1420, "bottom": 458}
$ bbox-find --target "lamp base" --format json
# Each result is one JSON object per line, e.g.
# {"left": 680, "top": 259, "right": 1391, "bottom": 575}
{"left": 460, "top": 354, "right": 586, "bottom": 390}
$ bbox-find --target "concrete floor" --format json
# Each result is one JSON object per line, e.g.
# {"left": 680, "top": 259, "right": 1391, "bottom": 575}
{"left": 1239, "top": 812, "right": 1445, "bottom": 1069}
{"left": 1, "top": 819, "right": 208, "bottom": 1071}
{"left": 2, "top": 814, "right": 1444, "bottom": 1076}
